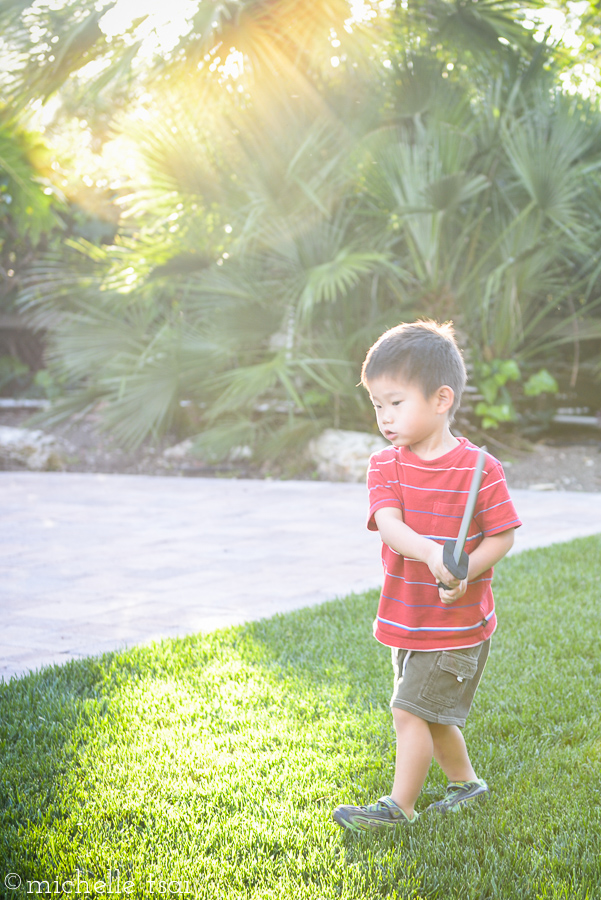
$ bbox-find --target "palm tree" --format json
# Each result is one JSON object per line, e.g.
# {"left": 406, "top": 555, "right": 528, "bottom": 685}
{"left": 0, "top": 116, "right": 61, "bottom": 380}
{"left": 17, "top": 0, "right": 601, "bottom": 457}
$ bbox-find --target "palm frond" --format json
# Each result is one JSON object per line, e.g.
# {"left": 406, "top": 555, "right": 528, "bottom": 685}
{"left": 502, "top": 108, "right": 589, "bottom": 226}
{"left": 410, "top": 0, "right": 543, "bottom": 54}
{"left": 298, "top": 250, "right": 392, "bottom": 320}
{"left": 206, "top": 353, "right": 303, "bottom": 421}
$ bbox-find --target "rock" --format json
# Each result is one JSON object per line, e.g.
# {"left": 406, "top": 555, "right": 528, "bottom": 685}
{"left": 308, "top": 428, "right": 387, "bottom": 482}
{"left": 229, "top": 445, "right": 252, "bottom": 462}
{"left": 162, "top": 439, "right": 194, "bottom": 461}
{"left": 0, "top": 426, "right": 72, "bottom": 471}
{"left": 162, "top": 439, "right": 252, "bottom": 466}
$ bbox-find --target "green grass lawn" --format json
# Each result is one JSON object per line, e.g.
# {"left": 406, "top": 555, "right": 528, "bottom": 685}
{"left": 1, "top": 535, "right": 601, "bottom": 900}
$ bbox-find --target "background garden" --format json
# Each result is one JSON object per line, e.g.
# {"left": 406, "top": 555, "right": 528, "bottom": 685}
{"left": 1, "top": 0, "right": 601, "bottom": 471}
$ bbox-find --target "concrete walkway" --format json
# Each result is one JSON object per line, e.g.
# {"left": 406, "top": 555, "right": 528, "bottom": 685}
{"left": 1, "top": 471, "right": 600, "bottom": 682}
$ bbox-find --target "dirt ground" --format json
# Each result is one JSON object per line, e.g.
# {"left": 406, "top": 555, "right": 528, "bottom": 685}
{"left": 1, "top": 408, "right": 600, "bottom": 491}
{"left": 490, "top": 437, "right": 601, "bottom": 492}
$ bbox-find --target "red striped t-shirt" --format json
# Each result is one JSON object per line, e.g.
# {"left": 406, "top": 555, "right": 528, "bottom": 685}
{"left": 367, "top": 437, "right": 521, "bottom": 651}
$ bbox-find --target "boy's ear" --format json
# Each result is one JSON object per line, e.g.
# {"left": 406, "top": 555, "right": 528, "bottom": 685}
{"left": 436, "top": 385, "right": 455, "bottom": 414}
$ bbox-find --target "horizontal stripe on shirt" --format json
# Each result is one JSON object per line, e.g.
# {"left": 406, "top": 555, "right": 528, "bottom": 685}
{"left": 376, "top": 608, "right": 495, "bottom": 633}
{"left": 380, "top": 592, "right": 486, "bottom": 610}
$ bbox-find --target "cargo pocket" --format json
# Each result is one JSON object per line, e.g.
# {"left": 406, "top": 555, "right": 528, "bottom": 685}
{"left": 419, "top": 648, "right": 480, "bottom": 709}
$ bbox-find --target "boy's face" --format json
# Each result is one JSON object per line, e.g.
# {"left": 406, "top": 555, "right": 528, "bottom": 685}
{"left": 366, "top": 374, "right": 449, "bottom": 454}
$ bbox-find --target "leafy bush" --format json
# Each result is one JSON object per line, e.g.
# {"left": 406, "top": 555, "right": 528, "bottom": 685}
{"left": 15, "top": 1, "right": 601, "bottom": 458}
{"left": 472, "top": 359, "right": 558, "bottom": 430}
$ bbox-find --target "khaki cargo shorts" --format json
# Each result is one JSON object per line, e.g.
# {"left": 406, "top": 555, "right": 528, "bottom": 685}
{"left": 390, "top": 640, "right": 491, "bottom": 727}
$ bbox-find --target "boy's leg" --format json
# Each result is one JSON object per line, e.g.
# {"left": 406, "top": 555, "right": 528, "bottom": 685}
{"left": 390, "top": 707, "right": 433, "bottom": 817}
{"left": 429, "top": 722, "right": 477, "bottom": 783}
{"left": 332, "top": 707, "right": 428, "bottom": 831}
{"left": 428, "top": 721, "right": 488, "bottom": 812}
{"left": 333, "top": 643, "right": 491, "bottom": 830}
{"left": 391, "top": 644, "right": 491, "bottom": 814}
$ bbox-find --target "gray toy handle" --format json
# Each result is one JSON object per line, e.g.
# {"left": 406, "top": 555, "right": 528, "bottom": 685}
{"left": 437, "top": 539, "right": 469, "bottom": 590}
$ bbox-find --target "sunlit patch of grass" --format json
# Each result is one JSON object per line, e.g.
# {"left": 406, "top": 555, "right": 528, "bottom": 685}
{"left": 1, "top": 535, "right": 601, "bottom": 899}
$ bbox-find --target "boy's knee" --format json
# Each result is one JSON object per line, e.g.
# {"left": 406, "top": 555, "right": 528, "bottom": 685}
{"left": 392, "top": 705, "right": 427, "bottom": 732}
{"left": 429, "top": 722, "right": 454, "bottom": 738}
{"left": 429, "top": 722, "right": 464, "bottom": 752}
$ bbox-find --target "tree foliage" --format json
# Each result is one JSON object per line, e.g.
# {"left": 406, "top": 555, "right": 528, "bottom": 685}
{"left": 8, "top": 0, "right": 601, "bottom": 458}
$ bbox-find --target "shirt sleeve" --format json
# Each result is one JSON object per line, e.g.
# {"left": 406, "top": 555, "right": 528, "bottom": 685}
{"left": 476, "top": 457, "right": 522, "bottom": 537}
{"left": 366, "top": 449, "right": 403, "bottom": 532}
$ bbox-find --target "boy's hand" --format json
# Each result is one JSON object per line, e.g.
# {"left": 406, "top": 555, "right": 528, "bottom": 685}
{"left": 425, "top": 543, "right": 468, "bottom": 604}
{"left": 438, "top": 579, "right": 468, "bottom": 604}
{"left": 425, "top": 543, "right": 460, "bottom": 590}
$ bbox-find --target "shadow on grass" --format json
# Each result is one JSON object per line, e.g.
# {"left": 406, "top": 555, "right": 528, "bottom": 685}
{"left": 1, "top": 536, "right": 601, "bottom": 899}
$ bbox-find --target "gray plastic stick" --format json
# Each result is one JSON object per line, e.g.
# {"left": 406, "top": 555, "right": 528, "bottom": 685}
{"left": 454, "top": 447, "right": 486, "bottom": 564}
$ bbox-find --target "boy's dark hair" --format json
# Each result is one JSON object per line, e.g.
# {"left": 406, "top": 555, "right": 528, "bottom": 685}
{"left": 360, "top": 320, "right": 467, "bottom": 420}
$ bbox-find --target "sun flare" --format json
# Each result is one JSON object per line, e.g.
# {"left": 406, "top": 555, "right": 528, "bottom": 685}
{"left": 99, "top": 0, "right": 198, "bottom": 53}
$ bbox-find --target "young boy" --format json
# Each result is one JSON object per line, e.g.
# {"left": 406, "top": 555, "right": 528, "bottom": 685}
{"left": 333, "top": 320, "right": 521, "bottom": 832}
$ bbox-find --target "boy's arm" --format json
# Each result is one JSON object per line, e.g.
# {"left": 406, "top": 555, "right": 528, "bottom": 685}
{"left": 373, "top": 506, "right": 457, "bottom": 587}
{"left": 439, "top": 529, "right": 515, "bottom": 604}
{"left": 373, "top": 507, "right": 516, "bottom": 601}
{"left": 466, "top": 528, "right": 515, "bottom": 580}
